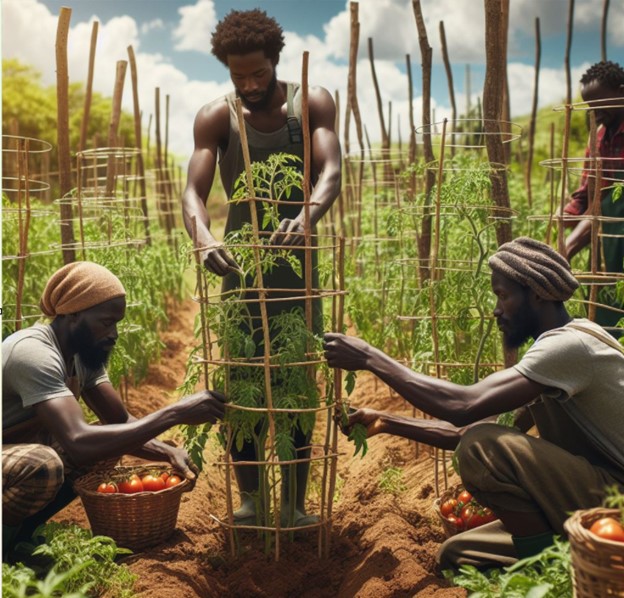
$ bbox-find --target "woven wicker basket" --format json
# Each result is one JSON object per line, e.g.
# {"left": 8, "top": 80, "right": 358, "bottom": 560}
{"left": 433, "top": 483, "right": 464, "bottom": 538}
{"left": 564, "top": 507, "right": 624, "bottom": 598}
{"left": 73, "top": 465, "right": 191, "bottom": 551}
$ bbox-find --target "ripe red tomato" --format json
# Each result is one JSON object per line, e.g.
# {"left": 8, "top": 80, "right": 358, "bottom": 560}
{"left": 159, "top": 471, "right": 170, "bottom": 483}
{"left": 457, "top": 490, "right": 473, "bottom": 505}
{"left": 97, "top": 481, "right": 117, "bottom": 494}
{"left": 589, "top": 517, "right": 624, "bottom": 542}
{"left": 460, "top": 504, "right": 476, "bottom": 523}
{"left": 446, "top": 514, "right": 465, "bottom": 531}
{"left": 141, "top": 473, "right": 166, "bottom": 492}
{"left": 440, "top": 498, "right": 459, "bottom": 518}
{"left": 464, "top": 506, "right": 497, "bottom": 529}
{"left": 118, "top": 477, "right": 144, "bottom": 494}
{"left": 165, "top": 474, "right": 183, "bottom": 488}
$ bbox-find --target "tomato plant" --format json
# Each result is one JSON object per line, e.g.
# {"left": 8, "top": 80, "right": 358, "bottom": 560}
{"left": 96, "top": 481, "right": 117, "bottom": 494}
{"left": 589, "top": 517, "right": 624, "bottom": 542}
{"left": 117, "top": 477, "right": 144, "bottom": 494}
{"left": 141, "top": 473, "right": 166, "bottom": 492}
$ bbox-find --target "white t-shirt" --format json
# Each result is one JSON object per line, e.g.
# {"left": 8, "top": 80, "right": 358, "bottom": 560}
{"left": 2, "top": 323, "right": 109, "bottom": 430}
{"left": 514, "top": 318, "right": 624, "bottom": 480}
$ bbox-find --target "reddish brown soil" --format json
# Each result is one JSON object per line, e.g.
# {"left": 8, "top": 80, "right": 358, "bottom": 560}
{"left": 54, "top": 299, "right": 467, "bottom": 598}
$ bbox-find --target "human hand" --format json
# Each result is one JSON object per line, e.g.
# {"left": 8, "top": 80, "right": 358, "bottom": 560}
{"left": 202, "top": 244, "right": 240, "bottom": 276}
{"left": 270, "top": 217, "right": 305, "bottom": 247}
{"left": 341, "top": 407, "right": 384, "bottom": 438}
{"left": 165, "top": 445, "right": 200, "bottom": 488}
{"left": 177, "top": 389, "right": 228, "bottom": 426}
{"left": 323, "top": 333, "right": 372, "bottom": 371}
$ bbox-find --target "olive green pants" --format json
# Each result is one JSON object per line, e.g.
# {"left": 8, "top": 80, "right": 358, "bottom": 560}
{"left": 437, "top": 423, "right": 622, "bottom": 571}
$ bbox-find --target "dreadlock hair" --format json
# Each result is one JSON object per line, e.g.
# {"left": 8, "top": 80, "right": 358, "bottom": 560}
{"left": 580, "top": 60, "right": 624, "bottom": 89}
{"left": 488, "top": 237, "right": 579, "bottom": 303}
{"left": 211, "top": 9, "right": 285, "bottom": 66}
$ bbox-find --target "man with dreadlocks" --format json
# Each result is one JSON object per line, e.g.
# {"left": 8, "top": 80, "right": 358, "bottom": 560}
{"left": 181, "top": 9, "right": 341, "bottom": 527}
{"left": 563, "top": 60, "right": 624, "bottom": 337}
{"left": 324, "top": 237, "right": 624, "bottom": 571}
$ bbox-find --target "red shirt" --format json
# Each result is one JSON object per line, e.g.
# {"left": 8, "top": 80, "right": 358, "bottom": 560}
{"left": 566, "top": 120, "right": 624, "bottom": 215}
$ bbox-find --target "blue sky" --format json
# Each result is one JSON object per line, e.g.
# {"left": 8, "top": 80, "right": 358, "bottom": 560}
{"left": 3, "top": 0, "right": 624, "bottom": 162}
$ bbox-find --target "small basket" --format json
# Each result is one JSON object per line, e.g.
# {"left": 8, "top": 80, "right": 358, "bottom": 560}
{"left": 564, "top": 507, "right": 624, "bottom": 598}
{"left": 433, "top": 483, "right": 464, "bottom": 538}
{"left": 73, "top": 465, "right": 191, "bottom": 551}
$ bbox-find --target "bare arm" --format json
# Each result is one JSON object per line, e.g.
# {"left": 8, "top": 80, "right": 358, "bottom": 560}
{"left": 271, "top": 86, "right": 342, "bottom": 246}
{"left": 33, "top": 386, "right": 226, "bottom": 470}
{"left": 345, "top": 405, "right": 534, "bottom": 451}
{"left": 181, "top": 101, "right": 239, "bottom": 275}
{"left": 324, "top": 333, "right": 546, "bottom": 427}
{"left": 564, "top": 219, "right": 591, "bottom": 261}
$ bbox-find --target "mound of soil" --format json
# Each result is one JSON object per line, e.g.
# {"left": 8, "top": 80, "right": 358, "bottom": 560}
{"left": 54, "top": 299, "right": 466, "bottom": 597}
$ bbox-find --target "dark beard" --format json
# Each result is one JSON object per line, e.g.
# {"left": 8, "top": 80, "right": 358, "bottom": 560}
{"left": 238, "top": 72, "right": 277, "bottom": 110}
{"left": 501, "top": 301, "right": 540, "bottom": 350}
{"left": 70, "top": 321, "right": 112, "bottom": 370}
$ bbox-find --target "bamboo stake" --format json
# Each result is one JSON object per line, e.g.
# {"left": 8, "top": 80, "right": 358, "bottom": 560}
{"left": 367, "top": 37, "right": 389, "bottom": 157}
{"left": 79, "top": 21, "right": 98, "bottom": 153}
{"left": 546, "top": 122, "right": 556, "bottom": 245}
{"left": 526, "top": 17, "right": 541, "bottom": 208}
{"left": 587, "top": 111, "right": 600, "bottom": 322}
{"left": 405, "top": 54, "right": 417, "bottom": 198}
{"left": 235, "top": 97, "right": 281, "bottom": 559}
{"left": 564, "top": 0, "right": 575, "bottom": 107}
{"left": 348, "top": 2, "right": 365, "bottom": 241}
{"left": 15, "top": 139, "right": 31, "bottom": 331}
{"left": 439, "top": 21, "right": 457, "bottom": 156}
{"left": 430, "top": 120, "right": 447, "bottom": 495}
{"left": 105, "top": 60, "right": 128, "bottom": 198}
{"left": 56, "top": 6, "right": 76, "bottom": 264}
{"left": 411, "top": 0, "right": 434, "bottom": 284}
{"left": 483, "top": 0, "right": 512, "bottom": 248}
{"left": 326, "top": 235, "right": 345, "bottom": 556}
{"left": 601, "top": 0, "right": 610, "bottom": 62}
{"left": 558, "top": 106, "right": 572, "bottom": 256}
{"left": 127, "top": 45, "right": 151, "bottom": 245}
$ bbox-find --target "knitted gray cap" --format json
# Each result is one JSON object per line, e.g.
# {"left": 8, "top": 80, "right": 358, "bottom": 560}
{"left": 488, "top": 237, "right": 579, "bottom": 301}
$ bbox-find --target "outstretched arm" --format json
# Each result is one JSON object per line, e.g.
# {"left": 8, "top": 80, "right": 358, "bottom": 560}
{"left": 324, "top": 333, "right": 545, "bottom": 427}
{"left": 34, "top": 385, "right": 227, "bottom": 474}
{"left": 271, "top": 86, "right": 342, "bottom": 246}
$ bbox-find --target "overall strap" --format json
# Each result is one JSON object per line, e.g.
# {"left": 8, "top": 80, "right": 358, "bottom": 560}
{"left": 286, "top": 82, "right": 302, "bottom": 145}
{"left": 567, "top": 322, "right": 624, "bottom": 355}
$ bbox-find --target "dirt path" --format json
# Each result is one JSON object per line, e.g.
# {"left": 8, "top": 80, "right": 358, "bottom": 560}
{"left": 55, "top": 298, "right": 466, "bottom": 598}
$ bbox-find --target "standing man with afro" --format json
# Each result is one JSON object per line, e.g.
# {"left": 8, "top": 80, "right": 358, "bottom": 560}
{"left": 181, "top": 9, "right": 341, "bottom": 527}
{"left": 563, "top": 60, "right": 624, "bottom": 338}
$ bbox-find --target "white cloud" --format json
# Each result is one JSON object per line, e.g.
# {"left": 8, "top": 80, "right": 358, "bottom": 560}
{"left": 2, "top": 0, "right": 621, "bottom": 168}
{"left": 172, "top": 0, "right": 216, "bottom": 55}
{"left": 141, "top": 19, "right": 164, "bottom": 35}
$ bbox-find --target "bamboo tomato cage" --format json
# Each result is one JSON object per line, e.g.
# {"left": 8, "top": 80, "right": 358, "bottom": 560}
{"left": 189, "top": 53, "right": 348, "bottom": 561}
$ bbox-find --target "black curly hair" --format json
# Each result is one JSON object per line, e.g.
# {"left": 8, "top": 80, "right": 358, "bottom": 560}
{"left": 211, "top": 9, "right": 285, "bottom": 66}
{"left": 580, "top": 60, "right": 624, "bottom": 89}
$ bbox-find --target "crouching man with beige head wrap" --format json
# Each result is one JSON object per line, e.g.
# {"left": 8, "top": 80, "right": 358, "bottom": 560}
{"left": 2, "top": 262, "right": 227, "bottom": 560}
{"left": 323, "top": 237, "right": 624, "bottom": 572}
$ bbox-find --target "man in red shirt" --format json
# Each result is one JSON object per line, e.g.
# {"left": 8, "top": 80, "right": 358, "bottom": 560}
{"left": 564, "top": 60, "right": 624, "bottom": 337}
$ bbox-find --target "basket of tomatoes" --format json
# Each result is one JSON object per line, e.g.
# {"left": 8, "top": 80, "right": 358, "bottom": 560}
{"left": 73, "top": 464, "right": 190, "bottom": 551}
{"left": 434, "top": 484, "right": 498, "bottom": 538}
{"left": 563, "top": 507, "right": 624, "bottom": 598}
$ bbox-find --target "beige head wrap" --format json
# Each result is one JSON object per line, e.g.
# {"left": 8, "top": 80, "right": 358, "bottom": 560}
{"left": 488, "top": 237, "right": 579, "bottom": 302}
{"left": 40, "top": 261, "right": 126, "bottom": 317}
